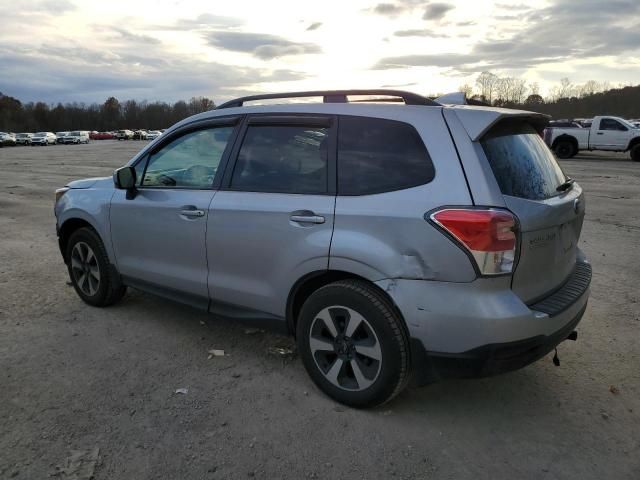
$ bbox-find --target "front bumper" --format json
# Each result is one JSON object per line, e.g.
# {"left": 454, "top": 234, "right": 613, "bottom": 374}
{"left": 376, "top": 256, "right": 591, "bottom": 384}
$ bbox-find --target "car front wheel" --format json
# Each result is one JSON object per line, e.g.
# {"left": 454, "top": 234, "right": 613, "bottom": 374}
{"left": 297, "top": 280, "right": 411, "bottom": 408}
{"left": 66, "top": 227, "right": 126, "bottom": 307}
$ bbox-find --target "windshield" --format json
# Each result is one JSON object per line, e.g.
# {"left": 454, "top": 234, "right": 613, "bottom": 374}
{"left": 17, "top": 133, "right": 29, "bottom": 138}
{"left": 34, "top": 132, "right": 46, "bottom": 137}
{"left": 481, "top": 122, "right": 568, "bottom": 201}
{"left": 70, "top": 131, "right": 80, "bottom": 136}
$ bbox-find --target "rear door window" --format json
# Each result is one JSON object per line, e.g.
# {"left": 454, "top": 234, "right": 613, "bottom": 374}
{"left": 481, "top": 122, "right": 567, "bottom": 200}
{"left": 337, "top": 116, "right": 434, "bottom": 195}
{"left": 230, "top": 125, "right": 329, "bottom": 194}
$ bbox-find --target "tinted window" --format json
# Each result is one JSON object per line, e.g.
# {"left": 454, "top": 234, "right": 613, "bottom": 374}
{"left": 142, "top": 127, "right": 233, "bottom": 188}
{"left": 230, "top": 125, "right": 328, "bottom": 194}
{"left": 481, "top": 122, "right": 567, "bottom": 200}
{"left": 337, "top": 116, "right": 434, "bottom": 195}
{"left": 600, "top": 119, "right": 626, "bottom": 131}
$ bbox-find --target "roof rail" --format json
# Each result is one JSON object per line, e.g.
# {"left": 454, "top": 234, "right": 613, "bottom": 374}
{"left": 216, "top": 89, "right": 440, "bottom": 109}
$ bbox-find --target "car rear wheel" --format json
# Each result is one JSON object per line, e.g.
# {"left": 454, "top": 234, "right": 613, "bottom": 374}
{"left": 297, "top": 279, "right": 411, "bottom": 408}
{"left": 631, "top": 145, "right": 640, "bottom": 162}
{"left": 554, "top": 140, "right": 577, "bottom": 159}
{"left": 66, "top": 227, "right": 126, "bottom": 307}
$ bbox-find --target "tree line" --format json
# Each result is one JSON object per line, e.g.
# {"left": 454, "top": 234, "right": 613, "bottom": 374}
{"left": 459, "top": 72, "right": 640, "bottom": 119}
{"left": 0, "top": 95, "right": 216, "bottom": 133}
{"left": 2, "top": 75, "right": 640, "bottom": 133}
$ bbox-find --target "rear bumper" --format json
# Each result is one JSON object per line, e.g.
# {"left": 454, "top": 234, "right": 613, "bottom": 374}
{"left": 410, "top": 301, "right": 586, "bottom": 384}
{"left": 375, "top": 255, "right": 591, "bottom": 384}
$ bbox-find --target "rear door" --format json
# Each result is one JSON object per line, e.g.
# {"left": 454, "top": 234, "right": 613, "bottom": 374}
{"left": 207, "top": 114, "right": 336, "bottom": 320}
{"left": 479, "top": 121, "right": 585, "bottom": 303}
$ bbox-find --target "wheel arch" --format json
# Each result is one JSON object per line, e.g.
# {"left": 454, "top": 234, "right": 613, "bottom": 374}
{"left": 58, "top": 217, "right": 100, "bottom": 263}
{"left": 551, "top": 134, "right": 578, "bottom": 150}
{"left": 627, "top": 136, "right": 640, "bottom": 151}
{"left": 286, "top": 270, "right": 407, "bottom": 336}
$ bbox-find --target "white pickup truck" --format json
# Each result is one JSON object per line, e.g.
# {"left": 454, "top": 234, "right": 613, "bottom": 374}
{"left": 544, "top": 116, "right": 640, "bottom": 161}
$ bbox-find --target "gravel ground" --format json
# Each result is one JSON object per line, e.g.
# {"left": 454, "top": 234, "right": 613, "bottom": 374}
{"left": 0, "top": 141, "right": 638, "bottom": 479}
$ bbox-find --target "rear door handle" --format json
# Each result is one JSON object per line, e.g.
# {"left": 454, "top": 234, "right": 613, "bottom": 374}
{"left": 180, "top": 205, "right": 205, "bottom": 218}
{"left": 596, "top": 132, "right": 604, "bottom": 135}
{"left": 290, "top": 213, "right": 325, "bottom": 224}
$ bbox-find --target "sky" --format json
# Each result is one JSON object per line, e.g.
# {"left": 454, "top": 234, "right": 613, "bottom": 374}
{"left": 0, "top": 0, "right": 639, "bottom": 105}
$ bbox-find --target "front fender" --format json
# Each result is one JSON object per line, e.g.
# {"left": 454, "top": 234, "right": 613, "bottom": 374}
{"left": 55, "top": 189, "right": 116, "bottom": 263}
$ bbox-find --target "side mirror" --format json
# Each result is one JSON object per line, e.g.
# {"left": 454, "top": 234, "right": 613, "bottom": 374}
{"left": 113, "top": 166, "right": 137, "bottom": 199}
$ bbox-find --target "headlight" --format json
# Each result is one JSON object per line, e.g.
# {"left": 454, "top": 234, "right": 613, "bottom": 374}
{"left": 55, "top": 187, "right": 69, "bottom": 204}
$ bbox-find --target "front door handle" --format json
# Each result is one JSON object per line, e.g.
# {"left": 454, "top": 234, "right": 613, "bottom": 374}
{"left": 290, "top": 212, "right": 325, "bottom": 224}
{"left": 596, "top": 132, "right": 604, "bottom": 135}
{"left": 180, "top": 205, "right": 205, "bottom": 218}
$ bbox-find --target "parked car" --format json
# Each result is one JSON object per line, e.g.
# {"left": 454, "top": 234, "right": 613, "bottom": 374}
{"left": 133, "top": 130, "right": 148, "bottom": 140}
{"left": 15, "top": 133, "right": 34, "bottom": 145}
{"left": 90, "top": 132, "right": 115, "bottom": 140}
{"left": 544, "top": 115, "right": 640, "bottom": 161}
{"left": 31, "top": 132, "right": 57, "bottom": 145}
{"left": 55, "top": 132, "right": 69, "bottom": 143}
{"left": 0, "top": 132, "right": 17, "bottom": 147}
{"left": 54, "top": 89, "right": 591, "bottom": 407}
{"left": 60, "top": 131, "right": 90, "bottom": 144}
{"left": 146, "top": 130, "right": 162, "bottom": 140}
{"left": 116, "top": 130, "right": 134, "bottom": 140}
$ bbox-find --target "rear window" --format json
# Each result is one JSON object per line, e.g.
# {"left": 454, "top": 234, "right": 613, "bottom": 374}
{"left": 338, "top": 116, "right": 434, "bottom": 195}
{"left": 481, "top": 122, "right": 567, "bottom": 200}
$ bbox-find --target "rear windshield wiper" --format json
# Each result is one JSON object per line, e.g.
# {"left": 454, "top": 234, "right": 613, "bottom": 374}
{"left": 556, "top": 177, "right": 575, "bottom": 192}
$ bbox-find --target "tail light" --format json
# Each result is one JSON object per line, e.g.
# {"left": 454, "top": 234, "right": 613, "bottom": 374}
{"left": 430, "top": 208, "right": 518, "bottom": 275}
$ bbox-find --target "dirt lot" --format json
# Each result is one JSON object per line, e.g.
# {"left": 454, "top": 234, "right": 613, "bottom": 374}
{"left": 0, "top": 141, "right": 638, "bottom": 479}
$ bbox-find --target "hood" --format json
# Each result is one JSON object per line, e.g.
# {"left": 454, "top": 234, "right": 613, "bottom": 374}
{"left": 67, "top": 177, "right": 112, "bottom": 189}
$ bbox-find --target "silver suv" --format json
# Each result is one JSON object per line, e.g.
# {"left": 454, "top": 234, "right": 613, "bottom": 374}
{"left": 54, "top": 90, "right": 591, "bottom": 407}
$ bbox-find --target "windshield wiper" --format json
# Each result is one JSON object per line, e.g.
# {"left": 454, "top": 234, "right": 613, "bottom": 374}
{"left": 556, "top": 177, "right": 575, "bottom": 192}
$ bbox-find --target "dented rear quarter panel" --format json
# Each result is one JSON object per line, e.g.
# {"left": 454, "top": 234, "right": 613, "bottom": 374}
{"left": 329, "top": 107, "right": 477, "bottom": 282}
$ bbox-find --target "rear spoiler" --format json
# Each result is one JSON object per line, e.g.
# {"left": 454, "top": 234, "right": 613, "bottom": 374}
{"left": 435, "top": 92, "right": 549, "bottom": 140}
{"left": 449, "top": 106, "right": 550, "bottom": 141}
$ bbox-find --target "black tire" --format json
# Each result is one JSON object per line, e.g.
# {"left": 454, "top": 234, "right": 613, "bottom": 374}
{"left": 631, "top": 144, "right": 640, "bottom": 162}
{"left": 554, "top": 140, "right": 577, "bottom": 159}
{"left": 66, "top": 227, "right": 126, "bottom": 307}
{"left": 297, "top": 279, "right": 411, "bottom": 408}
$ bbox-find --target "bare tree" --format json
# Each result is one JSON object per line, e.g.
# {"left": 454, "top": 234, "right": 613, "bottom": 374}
{"left": 557, "top": 77, "right": 573, "bottom": 99}
{"left": 458, "top": 83, "right": 474, "bottom": 98}
{"left": 475, "top": 71, "right": 499, "bottom": 104}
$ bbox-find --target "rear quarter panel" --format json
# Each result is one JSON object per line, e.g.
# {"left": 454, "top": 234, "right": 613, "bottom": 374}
{"left": 330, "top": 107, "right": 477, "bottom": 282}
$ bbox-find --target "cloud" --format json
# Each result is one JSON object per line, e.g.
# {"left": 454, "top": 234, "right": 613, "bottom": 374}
{"left": 306, "top": 22, "right": 322, "bottom": 31}
{"left": 205, "top": 31, "right": 321, "bottom": 60}
{"left": 422, "top": 2, "right": 454, "bottom": 21}
{"left": 106, "top": 27, "right": 161, "bottom": 45}
{"left": 370, "top": 0, "right": 427, "bottom": 17}
{"left": 160, "top": 13, "right": 244, "bottom": 31}
{"left": 394, "top": 29, "right": 449, "bottom": 38}
{"left": 495, "top": 3, "right": 531, "bottom": 10}
{"left": 0, "top": 43, "right": 308, "bottom": 104}
{"left": 374, "top": 0, "right": 640, "bottom": 74}
{"left": 31, "top": 0, "right": 76, "bottom": 15}
{"left": 373, "top": 3, "right": 404, "bottom": 16}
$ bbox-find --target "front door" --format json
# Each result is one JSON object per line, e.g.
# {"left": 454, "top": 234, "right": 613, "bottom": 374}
{"left": 592, "top": 118, "right": 630, "bottom": 150}
{"left": 207, "top": 115, "right": 336, "bottom": 321}
{"left": 110, "top": 122, "right": 238, "bottom": 307}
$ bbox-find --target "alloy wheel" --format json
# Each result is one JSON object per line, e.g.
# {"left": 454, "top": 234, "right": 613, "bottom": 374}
{"left": 309, "top": 306, "right": 382, "bottom": 391}
{"left": 70, "top": 242, "right": 100, "bottom": 296}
